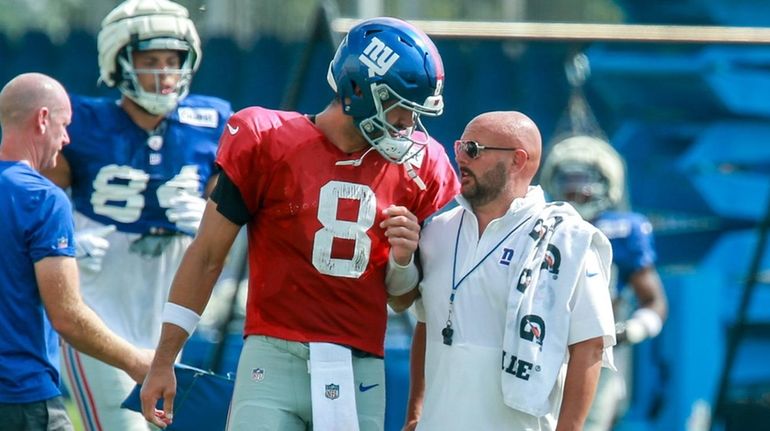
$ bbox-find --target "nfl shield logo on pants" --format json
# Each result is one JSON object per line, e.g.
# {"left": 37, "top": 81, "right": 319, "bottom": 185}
{"left": 325, "top": 383, "right": 340, "bottom": 400}
{"left": 251, "top": 368, "right": 264, "bottom": 382}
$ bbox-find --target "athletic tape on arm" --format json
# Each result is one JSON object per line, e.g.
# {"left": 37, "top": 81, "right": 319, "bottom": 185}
{"left": 385, "top": 253, "right": 419, "bottom": 296}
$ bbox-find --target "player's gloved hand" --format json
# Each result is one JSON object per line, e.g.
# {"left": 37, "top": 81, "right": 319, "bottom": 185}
{"left": 614, "top": 320, "right": 637, "bottom": 346}
{"left": 615, "top": 308, "right": 663, "bottom": 345}
{"left": 75, "top": 225, "right": 117, "bottom": 273}
{"left": 166, "top": 193, "right": 206, "bottom": 235}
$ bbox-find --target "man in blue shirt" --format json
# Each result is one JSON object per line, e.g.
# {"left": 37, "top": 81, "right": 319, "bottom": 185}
{"left": 0, "top": 72, "right": 152, "bottom": 431}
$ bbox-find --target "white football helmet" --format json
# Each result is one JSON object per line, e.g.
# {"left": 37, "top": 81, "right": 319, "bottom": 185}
{"left": 540, "top": 135, "right": 626, "bottom": 220}
{"left": 98, "top": 0, "right": 202, "bottom": 115}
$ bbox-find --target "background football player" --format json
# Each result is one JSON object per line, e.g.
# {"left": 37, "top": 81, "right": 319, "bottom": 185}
{"left": 540, "top": 135, "right": 668, "bottom": 431}
{"left": 43, "top": 0, "right": 232, "bottom": 429}
{"left": 140, "top": 17, "right": 459, "bottom": 431}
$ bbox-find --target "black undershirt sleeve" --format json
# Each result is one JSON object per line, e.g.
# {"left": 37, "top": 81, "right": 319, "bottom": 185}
{"left": 210, "top": 170, "right": 251, "bottom": 226}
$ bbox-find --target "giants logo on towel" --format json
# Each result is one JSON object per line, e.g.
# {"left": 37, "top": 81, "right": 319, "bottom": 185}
{"left": 502, "top": 350, "right": 536, "bottom": 381}
{"left": 541, "top": 244, "right": 561, "bottom": 277}
{"left": 325, "top": 383, "right": 340, "bottom": 400}
{"left": 520, "top": 314, "right": 546, "bottom": 347}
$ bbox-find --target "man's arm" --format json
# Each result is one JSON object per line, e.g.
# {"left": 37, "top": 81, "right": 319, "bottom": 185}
{"left": 140, "top": 199, "right": 241, "bottom": 428}
{"left": 203, "top": 173, "right": 219, "bottom": 198}
{"left": 556, "top": 336, "right": 604, "bottom": 431}
{"left": 388, "top": 288, "right": 420, "bottom": 313}
{"left": 36, "top": 255, "right": 151, "bottom": 383}
{"left": 403, "top": 321, "right": 426, "bottom": 431}
{"left": 631, "top": 266, "right": 667, "bottom": 317}
{"left": 617, "top": 266, "right": 667, "bottom": 344}
{"left": 381, "top": 205, "right": 421, "bottom": 312}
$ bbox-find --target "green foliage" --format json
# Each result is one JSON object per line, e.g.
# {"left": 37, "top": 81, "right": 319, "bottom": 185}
{"left": 0, "top": 0, "right": 109, "bottom": 42}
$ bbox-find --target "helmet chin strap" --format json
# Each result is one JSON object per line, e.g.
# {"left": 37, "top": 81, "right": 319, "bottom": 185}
{"left": 125, "top": 91, "right": 178, "bottom": 116}
{"left": 335, "top": 147, "right": 427, "bottom": 191}
{"left": 573, "top": 200, "right": 607, "bottom": 221}
{"left": 405, "top": 164, "right": 427, "bottom": 191}
{"left": 335, "top": 147, "right": 376, "bottom": 167}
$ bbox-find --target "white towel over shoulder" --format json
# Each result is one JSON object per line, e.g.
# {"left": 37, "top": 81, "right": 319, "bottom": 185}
{"left": 501, "top": 202, "right": 613, "bottom": 417}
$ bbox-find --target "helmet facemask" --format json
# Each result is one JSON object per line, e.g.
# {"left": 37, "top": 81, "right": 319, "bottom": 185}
{"left": 117, "top": 37, "right": 196, "bottom": 116}
{"left": 550, "top": 163, "right": 611, "bottom": 220}
{"left": 97, "top": 0, "right": 202, "bottom": 116}
{"left": 357, "top": 82, "right": 443, "bottom": 164}
{"left": 540, "top": 135, "right": 627, "bottom": 220}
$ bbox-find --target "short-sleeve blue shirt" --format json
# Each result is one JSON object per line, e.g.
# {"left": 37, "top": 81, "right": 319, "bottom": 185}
{"left": 0, "top": 161, "right": 76, "bottom": 403}
{"left": 593, "top": 210, "right": 657, "bottom": 290}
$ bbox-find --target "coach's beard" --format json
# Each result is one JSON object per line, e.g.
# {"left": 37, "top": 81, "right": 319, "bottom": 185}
{"left": 461, "top": 162, "right": 507, "bottom": 208}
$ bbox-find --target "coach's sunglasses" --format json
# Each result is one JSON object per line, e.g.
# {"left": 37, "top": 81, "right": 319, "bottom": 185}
{"left": 454, "top": 140, "right": 518, "bottom": 159}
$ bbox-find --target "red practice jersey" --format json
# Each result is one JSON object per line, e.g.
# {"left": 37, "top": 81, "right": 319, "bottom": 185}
{"left": 216, "top": 107, "right": 459, "bottom": 356}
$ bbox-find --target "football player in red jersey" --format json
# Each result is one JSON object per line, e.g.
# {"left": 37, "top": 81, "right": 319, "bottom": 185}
{"left": 140, "top": 17, "right": 458, "bottom": 431}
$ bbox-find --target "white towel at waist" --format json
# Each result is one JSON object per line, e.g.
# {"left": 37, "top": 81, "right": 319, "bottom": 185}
{"left": 309, "top": 342, "right": 360, "bottom": 431}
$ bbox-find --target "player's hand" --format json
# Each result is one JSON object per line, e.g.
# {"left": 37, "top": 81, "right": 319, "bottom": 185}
{"left": 74, "top": 225, "right": 116, "bottom": 273}
{"left": 615, "top": 318, "right": 645, "bottom": 345}
{"left": 380, "top": 205, "right": 420, "bottom": 266}
{"left": 166, "top": 193, "right": 206, "bottom": 235}
{"left": 615, "top": 322, "right": 628, "bottom": 345}
{"left": 140, "top": 361, "right": 177, "bottom": 428}
{"left": 616, "top": 308, "right": 663, "bottom": 346}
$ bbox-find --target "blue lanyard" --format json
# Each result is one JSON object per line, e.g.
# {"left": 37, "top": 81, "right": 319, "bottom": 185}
{"left": 443, "top": 211, "right": 532, "bottom": 345}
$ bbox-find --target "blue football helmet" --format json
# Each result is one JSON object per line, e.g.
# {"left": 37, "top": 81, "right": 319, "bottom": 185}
{"left": 327, "top": 17, "right": 445, "bottom": 164}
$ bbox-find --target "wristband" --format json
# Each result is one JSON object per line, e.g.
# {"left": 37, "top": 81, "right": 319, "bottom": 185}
{"left": 385, "top": 253, "right": 419, "bottom": 296}
{"left": 162, "top": 302, "right": 201, "bottom": 336}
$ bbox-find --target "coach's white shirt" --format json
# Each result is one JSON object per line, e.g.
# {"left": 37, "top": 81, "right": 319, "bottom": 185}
{"left": 414, "top": 187, "right": 615, "bottom": 431}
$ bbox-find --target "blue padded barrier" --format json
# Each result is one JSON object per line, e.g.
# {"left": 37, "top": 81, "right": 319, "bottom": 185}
{"left": 617, "top": 0, "right": 770, "bottom": 26}
{"left": 587, "top": 45, "right": 770, "bottom": 120}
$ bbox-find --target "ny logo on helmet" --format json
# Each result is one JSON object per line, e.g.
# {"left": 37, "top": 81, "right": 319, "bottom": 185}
{"left": 359, "top": 37, "right": 400, "bottom": 77}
